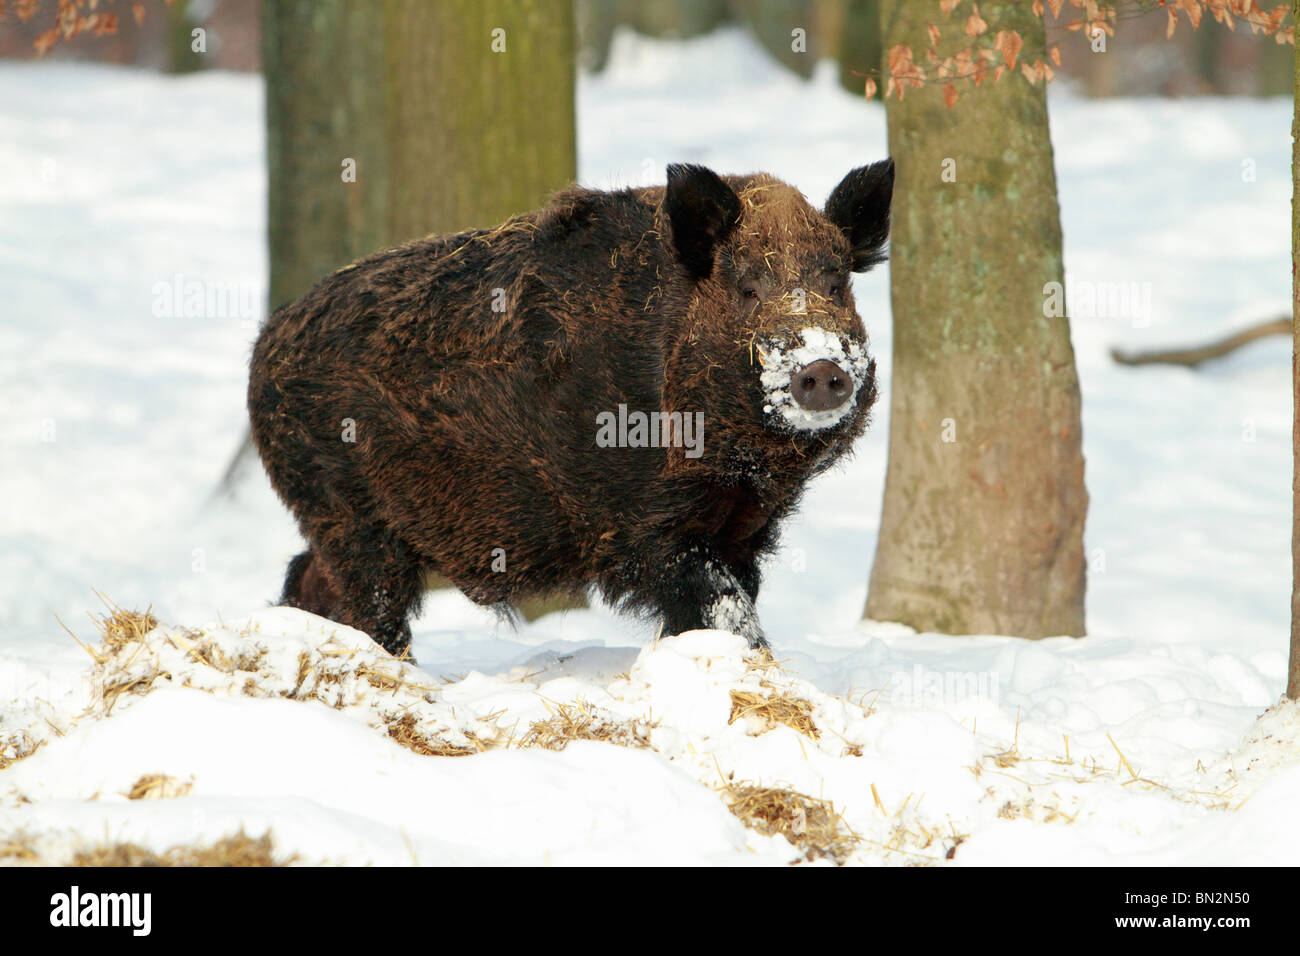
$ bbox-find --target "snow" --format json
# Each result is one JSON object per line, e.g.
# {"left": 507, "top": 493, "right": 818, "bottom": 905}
{"left": 1, "top": 27, "right": 1297, "bottom": 866}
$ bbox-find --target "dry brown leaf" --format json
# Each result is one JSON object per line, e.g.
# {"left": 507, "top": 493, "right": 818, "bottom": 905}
{"left": 887, "top": 44, "right": 925, "bottom": 99}
{"left": 33, "top": 26, "right": 58, "bottom": 54}
{"left": 996, "top": 28, "right": 1023, "bottom": 67}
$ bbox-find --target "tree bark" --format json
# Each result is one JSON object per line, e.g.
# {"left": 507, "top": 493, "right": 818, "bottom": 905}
{"left": 167, "top": 0, "right": 206, "bottom": 74}
{"left": 262, "top": 0, "right": 389, "bottom": 312}
{"left": 839, "top": 0, "right": 882, "bottom": 96}
{"left": 864, "top": 1, "right": 1088, "bottom": 638}
{"left": 261, "top": 0, "right": 575, "bottom": 311}
{"left": 1288, "top": 0, "right": 1299, "bottom": 701}
{"left": 383, "top": 0, "right": 577, "bottom": 240}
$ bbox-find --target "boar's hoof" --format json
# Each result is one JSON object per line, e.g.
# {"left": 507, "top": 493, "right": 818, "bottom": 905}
{"left": 790, "top": 359, "right": 852, "bottom": 412}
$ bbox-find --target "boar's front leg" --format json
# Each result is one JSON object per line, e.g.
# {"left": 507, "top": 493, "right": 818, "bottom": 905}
{"left": 658, "top": 545, "right": 769, "bottom": 650}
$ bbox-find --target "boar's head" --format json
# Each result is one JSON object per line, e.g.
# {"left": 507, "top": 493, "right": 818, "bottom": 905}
{"left": 659, "top": 159, "right": 894, "bottom": 482}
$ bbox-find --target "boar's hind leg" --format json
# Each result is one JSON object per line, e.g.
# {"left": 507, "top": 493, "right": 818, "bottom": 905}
{"left": 308, "top": 523, "right": 424, "bottom": 660}
{"left": 281, "top": 549, "right": 342, "bottom": 620}
{"left": 658, "top": 546, "right": 769, "bottom": 651}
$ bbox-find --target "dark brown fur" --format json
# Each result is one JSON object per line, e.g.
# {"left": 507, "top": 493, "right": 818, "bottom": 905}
{"left": 248, "top": 161, "right": 893, "bottom": 656}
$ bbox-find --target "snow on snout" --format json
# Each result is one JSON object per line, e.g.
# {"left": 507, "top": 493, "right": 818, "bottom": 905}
{"left": 757, "top": 326, "right": 872, "bottom": 431}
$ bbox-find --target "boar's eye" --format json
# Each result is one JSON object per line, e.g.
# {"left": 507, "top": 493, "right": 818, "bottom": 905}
{"left": 740, "top": 281, "right": 761, "bottom": 301}
{"left": 829, "top": 282, "right": 845, "bottom": 301}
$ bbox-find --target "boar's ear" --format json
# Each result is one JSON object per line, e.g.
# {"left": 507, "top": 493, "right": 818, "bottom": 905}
{"left": 665, "top": 163, "right": 742, "bottom": 280}
{"left": 824, "top": 158, "right": 894, "bottom": 272}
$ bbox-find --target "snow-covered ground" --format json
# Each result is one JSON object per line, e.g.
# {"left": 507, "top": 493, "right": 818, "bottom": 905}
{"left": 1, "top": 28, "right": 1296, "bottom": 865}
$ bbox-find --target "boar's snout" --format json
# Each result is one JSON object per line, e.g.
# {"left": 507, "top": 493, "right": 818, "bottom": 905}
{"left": 790, "top": 359, "right": 852, "bottom": 412}
{"left": 756, "top": 326, "right": 873, "bottom": 432}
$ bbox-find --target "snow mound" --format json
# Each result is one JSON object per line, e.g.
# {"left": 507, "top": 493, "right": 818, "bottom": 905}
{"left": 3, "top": 606, "right": 1298, "bottom": 866}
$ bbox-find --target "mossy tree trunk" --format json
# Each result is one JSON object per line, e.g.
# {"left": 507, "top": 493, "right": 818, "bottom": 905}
{"left": 256, "top": 0, "right": 581, "bottom": 618}
{"left": 1288, "top": 0, "right": 1299, "bottom": 701}
{"left": 261, "top": 0, "right": 388, "bottom": 312}
{"left": 382, "top": 0, "right": 578, "bottom": 241}
{"left": 838, "top": 0, "right": 882, "bottom": 96}
{"left": 167, "top": 0, "right": 206, "bottom": 73}
{"left": 262, "top": 0, "right": 575, "bottom": 310}
{"left": 864, "top": 0, "right": 1087, "bottom": 638}
{"left": 579, "top": 0, "right": 731, "bottom": 71}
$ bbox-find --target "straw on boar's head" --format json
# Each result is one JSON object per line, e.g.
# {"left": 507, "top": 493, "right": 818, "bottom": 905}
{"left": 660, "top": 161, "right": 892, "bottom": 481}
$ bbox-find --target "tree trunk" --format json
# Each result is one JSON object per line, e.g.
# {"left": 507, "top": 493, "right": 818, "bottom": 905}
{"left": 261, "top": 0, "right": 575, "bottom": 310}
{"left": 864, "top": 0, "right": 1087, "bottom": 638}
{"left": 255, "top": 0, "right": 581, "bottom": 618}
{"left": 261, "top": 0, "right": 389, "bottom": 312}
{"left": 1288, "top": 0, "right": 1299, "bottom": 701}
{"left": 167, "top": 0, "right": 206, "bottom": 74}
{"left": 838, "top": 0, "right": 882, "bottom": 97}
{"left": 383, "top": 0, "right": 577, "bottom": 240}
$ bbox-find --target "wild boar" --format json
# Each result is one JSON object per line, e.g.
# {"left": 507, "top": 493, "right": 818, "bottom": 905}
{"left": 248, "top": 159, "right": 893, "bottom": 657}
